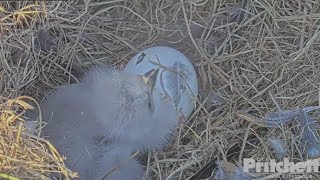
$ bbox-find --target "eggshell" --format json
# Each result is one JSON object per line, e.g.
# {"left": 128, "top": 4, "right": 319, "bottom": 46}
{"left": 124, "top": 46, "right": 198, "bottom": 118}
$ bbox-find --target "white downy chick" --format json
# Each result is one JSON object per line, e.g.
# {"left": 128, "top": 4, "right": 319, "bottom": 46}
{"left": 41, "top": 83, "right": 103, "bottom": 179}
{"left": 41, "top": 67, "right": 177, "bottom": 179}
{"left": 83, "top": 67, "right": 178, "bottom": 150}
{"left": 94, "top": 144, "right": 146, "bottom": 180}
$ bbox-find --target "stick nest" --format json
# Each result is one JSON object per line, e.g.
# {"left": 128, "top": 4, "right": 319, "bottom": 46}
{"left": 1, "top": 0, "right": 320, "bottom": 179}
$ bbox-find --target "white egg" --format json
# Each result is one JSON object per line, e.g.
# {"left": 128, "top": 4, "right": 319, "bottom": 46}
{"left": 124, "top": 46, "right": 198, "bottom": 118}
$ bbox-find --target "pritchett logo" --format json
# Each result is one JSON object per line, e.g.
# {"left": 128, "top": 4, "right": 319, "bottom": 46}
{"left": 243, "top": 158, "right": 319, "bottom": 173}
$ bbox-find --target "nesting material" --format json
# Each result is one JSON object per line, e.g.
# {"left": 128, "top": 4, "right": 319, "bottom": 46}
{"left": 2, "top": 0, "right": 320, "bottom": 179}
{"left": 0, "top": 96, "right": 76, "bottom": 179}
{"left": 265, "top": 107, "right": 320, "bottom": 158}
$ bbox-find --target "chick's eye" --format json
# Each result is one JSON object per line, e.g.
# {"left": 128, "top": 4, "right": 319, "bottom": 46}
{"left": 147, "top": 95, "right": 154, "bottom": 113}
{"left": 148, "top": 102, "right": 152, "bottom": 110}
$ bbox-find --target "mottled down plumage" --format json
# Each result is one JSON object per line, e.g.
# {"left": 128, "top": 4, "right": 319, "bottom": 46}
{"left": 41, "top": 67, "right": 178, "bottom": 179}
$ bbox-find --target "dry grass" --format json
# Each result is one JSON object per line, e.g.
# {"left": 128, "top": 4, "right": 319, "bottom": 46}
{"left": 0, "top": 96, "right": 77, "bottom": 179}
{"left": 1, "top": 0, "right": 320, "bottom": 179}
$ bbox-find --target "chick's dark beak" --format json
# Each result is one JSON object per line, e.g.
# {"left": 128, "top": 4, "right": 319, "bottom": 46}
{"left": 141, "top": 68, "right": 159, "bottom": 94}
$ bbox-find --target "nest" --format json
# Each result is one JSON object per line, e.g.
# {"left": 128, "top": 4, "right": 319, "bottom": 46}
{"left": 1, "top": 0, "right": 320, "bottom": 179}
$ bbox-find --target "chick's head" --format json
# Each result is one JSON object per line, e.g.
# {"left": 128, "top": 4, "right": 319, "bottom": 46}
{"left": 105, "top": 69, "right": 160, "bottom": 142}
{"left": 118, "top": 79, "right": 148, "bottom": 116}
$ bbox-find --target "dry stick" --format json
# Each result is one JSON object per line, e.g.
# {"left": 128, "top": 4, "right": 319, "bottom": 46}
{"left": 17, "top": 96, "right": 43, "bottom": 137}
{"left": 238, "top": 123, "right": 252, "bottom": 165}
{"left": 299, "top": 5, "right": 307, "bottom": 50}
{"left": 0, "top": 173, "right": 20, "bottom": 180}
{"left": 85, "top": 0, "right": 125, "bottom": 7}
{"left": 278, "top": 13, "right": 320, "bottom": 21}
{"left": 166, "top": 160, "right": 196, "bottom": 180}
{"left": 144, "top": 151, "right": 151, "bottom": 180}
{"left": 268, "top": 91, "right": 282, "bottom": 111}
{"left": 1, "top": 5, "right": 41, "bottom": 21}
{"left": 154, "top": 153, "right": 162, "bottom": 180}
